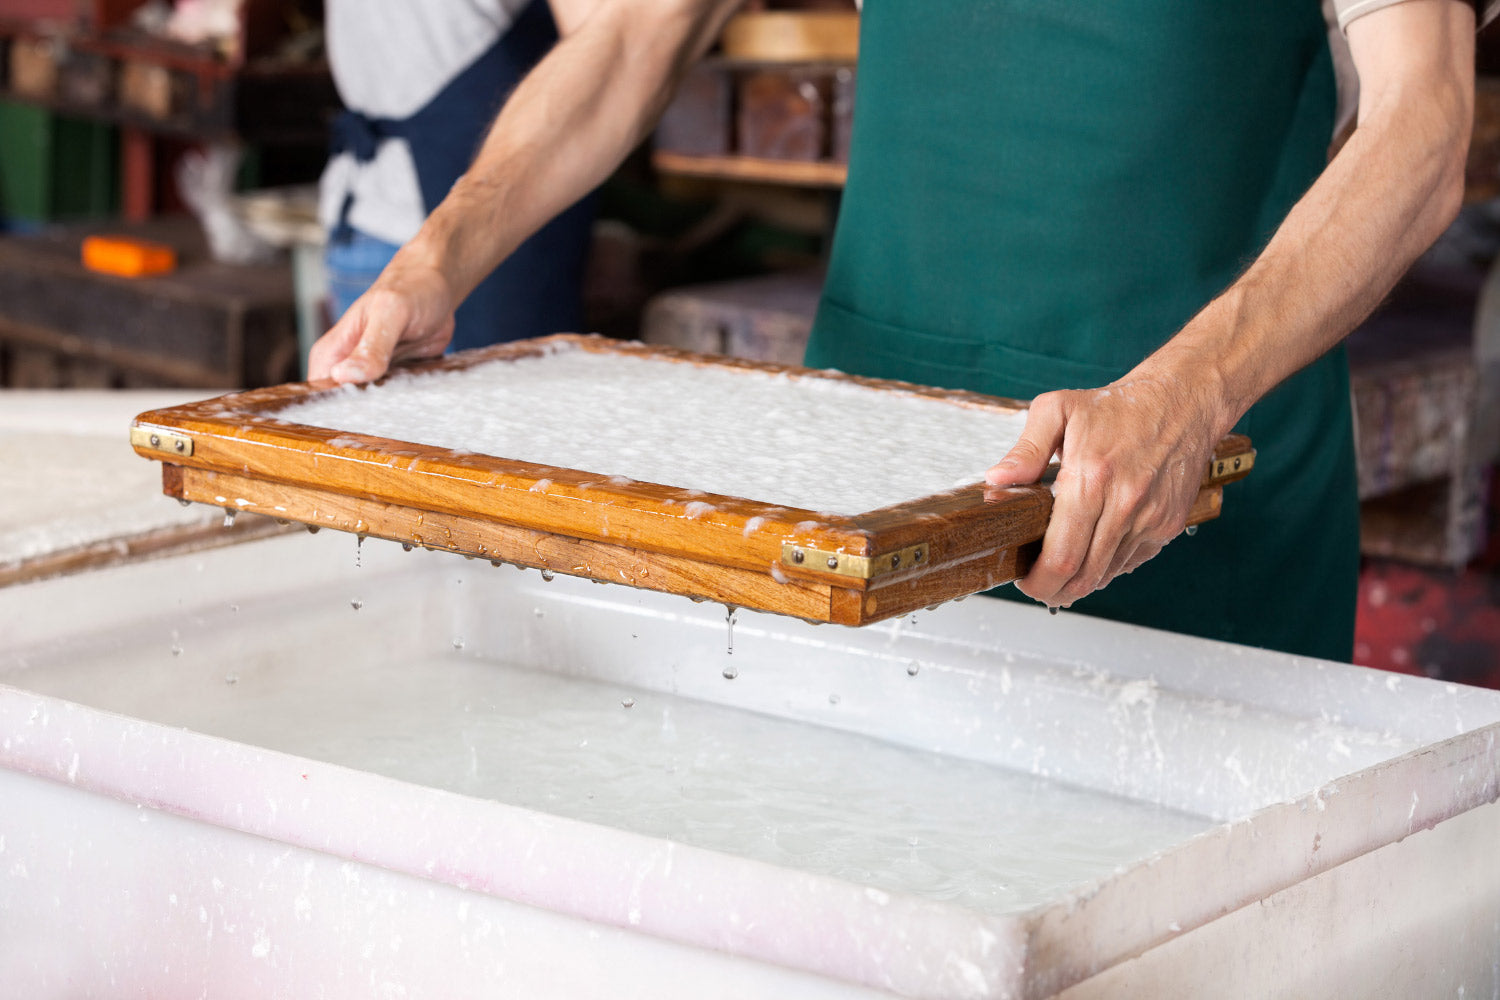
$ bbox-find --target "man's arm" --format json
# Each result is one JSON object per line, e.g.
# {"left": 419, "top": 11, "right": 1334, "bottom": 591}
{"left": 308, "top": 0, "right": 741, "bottom": 383}
{"left": 986, "top": 0, "right": 1475, "bottom": 609}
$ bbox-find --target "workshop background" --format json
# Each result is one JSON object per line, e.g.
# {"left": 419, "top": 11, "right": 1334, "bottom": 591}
{"left": 0, "top": 0, "right": 1496, "bottom": 682}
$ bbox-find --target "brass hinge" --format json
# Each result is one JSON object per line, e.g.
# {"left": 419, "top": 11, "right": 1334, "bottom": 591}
{"left": 1206, "top": 449, "right": 1255, "bottom": 484}
{"left": 781, "top": 541, "right": 929, "bottom": 581}
{"left": 131, "top": 424, "right": 194, "bottom": 458}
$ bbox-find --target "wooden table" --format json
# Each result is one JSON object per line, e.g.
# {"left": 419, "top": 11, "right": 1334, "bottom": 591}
{"left": 0, "top": 215, "right": 300, "bottom": 389}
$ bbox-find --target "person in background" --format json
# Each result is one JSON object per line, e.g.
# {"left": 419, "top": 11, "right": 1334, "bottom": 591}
{"left": 319, "top": 0, "right": 592, "bottom": 351}
{"left": 309, "top": 0, "right": 1486, "bottom": 662}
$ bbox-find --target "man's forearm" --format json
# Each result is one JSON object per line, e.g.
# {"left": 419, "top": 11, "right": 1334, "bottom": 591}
{"left": 1140, "top": 0, "right": 1474, "bottom": 439}
{"left": 402, "top": 0, "right": 740, "bottom": 303}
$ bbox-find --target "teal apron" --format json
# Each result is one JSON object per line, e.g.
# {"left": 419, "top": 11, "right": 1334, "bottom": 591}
{"left": 807, "top": 2, "right": 1360, "bottom": 661}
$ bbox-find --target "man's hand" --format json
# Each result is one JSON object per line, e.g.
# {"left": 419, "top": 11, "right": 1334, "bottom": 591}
{"left": 985, "top": 370, "right": 1218, "bottom": 609}
{"left": 307, "top": 249, "right": 457, "bottom": 383}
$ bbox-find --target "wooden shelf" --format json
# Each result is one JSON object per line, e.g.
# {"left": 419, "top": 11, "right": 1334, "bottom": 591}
{"left": 653, "top": 150, "right": 847, "bottom": 189}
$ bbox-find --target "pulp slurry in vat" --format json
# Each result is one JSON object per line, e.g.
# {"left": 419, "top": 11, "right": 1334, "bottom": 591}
{"left": 277, "top": 346, "right": 1031, "bottom": 514}
{"left": 11, "top": 636, "right": 1210, "bottom": 917}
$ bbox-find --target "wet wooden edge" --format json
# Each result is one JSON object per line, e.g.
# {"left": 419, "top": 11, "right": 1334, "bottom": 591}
{"left": 0, "top": 514, "right": 289, "bottom": 590}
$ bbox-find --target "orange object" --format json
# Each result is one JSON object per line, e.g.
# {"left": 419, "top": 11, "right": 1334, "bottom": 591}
{"left": 81, "top": 235, "right": 177, "bottom": 278}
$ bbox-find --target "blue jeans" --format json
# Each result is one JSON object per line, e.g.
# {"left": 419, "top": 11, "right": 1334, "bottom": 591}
{"left": 324, "top": 228, "right": 402, "bottom": 321}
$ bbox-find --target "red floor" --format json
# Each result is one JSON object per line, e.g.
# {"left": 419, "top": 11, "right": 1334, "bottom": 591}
{"left": 1354, "top": 492, "right": 1500, "bottom": 689}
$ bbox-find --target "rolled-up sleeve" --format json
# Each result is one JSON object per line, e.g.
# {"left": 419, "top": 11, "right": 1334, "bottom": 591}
{"left": 1333, "top": 0, "right": 1497, "bottom": 30}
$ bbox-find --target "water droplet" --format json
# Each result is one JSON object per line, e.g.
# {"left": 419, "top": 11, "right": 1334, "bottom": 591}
{"left": 402, "top": 542, "right": 413, "bottom": 552}
{"left": 1049, "top": 606, "right": 1060, "bottom": 616}
{"left": 621, "top": 697, "right": 635, "bottom": 709}
{"left": 306, "top": 525, "right": 320, "bottom": 534}
{"left": 229, "top": 604, "right": 239, "bottom": 614}
{"left": 722, "top": 664, "right": 739, "bottom": 680}
{"left": 350, "top": 599, "right": 363, "bottom": 611}
{"left": 907, "top": 662, "right": 920, "bottom": 677}
{"left": 178, "top": 498, "right": 192, "bottom": 508}
{"left": 225, "top": 673, "right": 239, "bottom": 686}
{"left": 907, "top": 836, "right": 919, "bottom": 847}
{"left": 828, "top": 693, "right": 841, "bottom": 705}
{"left": 221, "top": 509, "right": 237, "bottom": 528}
{"left": 452, "top": 637, "right": 465, "bottom": 651}
{"left": 1185, "top": 525, "right": 1199, "bottom": 537}
{"left": 725, "top": 605, "right": 738, "bottom": 656}
{"left": 533, "top": 608, "right": 546, "bottom": 619}
{"left": 491, "top": 560, "right": 503, "bottom": 568}
{"left": 170, "top": 645, "right": 183, "bottom": 657}
{"left": 540, "top": 569, "right": 555, "bottom": 582}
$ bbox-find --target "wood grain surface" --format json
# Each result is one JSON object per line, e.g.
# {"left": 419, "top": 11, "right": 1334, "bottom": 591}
{"left": 133, "top": 334, "right": 1254, "bottom": 625}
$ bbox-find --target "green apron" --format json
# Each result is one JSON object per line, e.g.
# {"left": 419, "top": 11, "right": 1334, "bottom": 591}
{"left": 806, "top": 2, "right": 1360, "bottom": 661}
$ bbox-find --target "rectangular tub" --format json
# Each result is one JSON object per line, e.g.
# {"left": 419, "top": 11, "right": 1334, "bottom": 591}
{"left": 1, "top": 531, "right": 1497, "bottom": 998}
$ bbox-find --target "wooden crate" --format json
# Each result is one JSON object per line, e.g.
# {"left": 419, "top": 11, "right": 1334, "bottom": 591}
{"left": 130, "top": 335, "right": 1255, "bottom": 626}
{"left": 653, "top": 27, "right": 856, "bottom": 176}
{"left": 737, "top": 66, "right": 831, "bottom": 161}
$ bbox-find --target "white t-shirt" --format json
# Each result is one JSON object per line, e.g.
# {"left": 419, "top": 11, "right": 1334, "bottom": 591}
{"left": 317, "top": 0, "right": 530, "bottom": 246}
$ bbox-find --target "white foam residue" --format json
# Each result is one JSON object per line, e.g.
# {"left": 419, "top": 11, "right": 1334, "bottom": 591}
{"left": 277, "top": 346, "right": 1030, "bottom": 514}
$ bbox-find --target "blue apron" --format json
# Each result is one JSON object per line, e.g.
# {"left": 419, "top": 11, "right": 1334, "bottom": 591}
{"left": 330, "top": 0, "right": 593, "bottom": 350}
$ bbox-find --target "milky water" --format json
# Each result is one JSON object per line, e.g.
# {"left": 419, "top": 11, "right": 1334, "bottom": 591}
{"left": 278, "top": 346, "right": 1030, "bottom": 514}
{"left": 32, "top": 642, "right": 1210, "bottom": 916}
{"left": 0, "top": 432, "right": 208, "bottom": 564}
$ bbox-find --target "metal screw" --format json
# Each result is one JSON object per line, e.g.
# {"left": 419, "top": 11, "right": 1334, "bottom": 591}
{"left": 792, "top": 550, "right": 805, "bottom": 564}
{"left": 914, "top": 548, "right": 924, "bottom": 563}
{"left": 891, "top": 554, "right": 901, "bottom": 569}
{"left": 1233, "top": 457, "right": 1241, "bottom": 470}
{"left": 174, "top": 440, "right": 186, "bottom": 453}
{"left": 149, "top": 434, "right": 160, "bottom": 447}
{"left": 827, "top": 556, "right": 839, "bottom": 570}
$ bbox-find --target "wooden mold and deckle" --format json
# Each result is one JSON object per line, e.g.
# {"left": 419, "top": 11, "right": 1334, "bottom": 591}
{"left": 130, "top": 334, "right": 1255, "bottom": 626}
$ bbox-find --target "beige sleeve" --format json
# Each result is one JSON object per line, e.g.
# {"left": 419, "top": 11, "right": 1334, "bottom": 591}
{"left": 1332, "top": 0, "right": 1498, "bottom": 30}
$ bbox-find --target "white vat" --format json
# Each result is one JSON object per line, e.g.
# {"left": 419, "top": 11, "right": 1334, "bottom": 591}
{"left": 1, "top": 531, "right": 1497, "bottom": 998}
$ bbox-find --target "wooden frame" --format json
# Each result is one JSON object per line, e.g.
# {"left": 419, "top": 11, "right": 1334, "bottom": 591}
{"left": 130, "top": 334, "right": 1254, "bottom": 626}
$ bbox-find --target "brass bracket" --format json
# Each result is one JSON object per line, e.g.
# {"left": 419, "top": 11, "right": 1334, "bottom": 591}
{"left": 131, "top": 425, "right": 194, "bottom": 458}
{"left": 1206, "top": 449, "right": 1255, "bottom": 484}
{"left": 781, "top": 541, "right": 929, "bottom": 581}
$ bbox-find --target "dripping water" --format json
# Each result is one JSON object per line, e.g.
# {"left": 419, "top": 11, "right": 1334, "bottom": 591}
{"left": 221, "top": 509, "right": 237, "bottom": 528}
{"left": 724, "top": 605, "right": 738, "bottom": 657}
